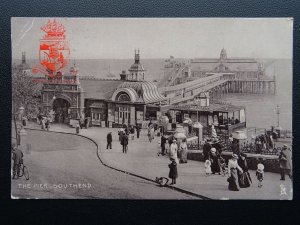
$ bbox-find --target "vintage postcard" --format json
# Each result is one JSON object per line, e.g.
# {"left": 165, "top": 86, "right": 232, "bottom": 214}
{"left": 11, "top": 18, "right": 293, "bottom": 199}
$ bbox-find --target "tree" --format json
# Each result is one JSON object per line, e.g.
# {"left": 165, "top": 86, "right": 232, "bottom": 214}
{"left": 12, "top": 68, "right": 41, "bottom": 119}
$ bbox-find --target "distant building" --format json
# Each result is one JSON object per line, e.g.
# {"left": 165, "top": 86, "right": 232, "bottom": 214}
{"left": 191, "top": 48, "right": 265, "bottom": 80}
{"left": 37, "top": 50, "right": 166, "bottom": 127}
{"left": 13, "top": 52, "right": 31, "bottom": 74}
{"left": 84, "top": 50, "right": 166, "bottom": 127}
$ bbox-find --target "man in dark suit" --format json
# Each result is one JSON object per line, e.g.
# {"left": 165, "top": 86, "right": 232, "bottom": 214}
{"left": 279, "top": 144, "right": 292, "bottom": 180}
{"left": 160, "top": 135, "right": 166, "bottom": 156}
{"left": 122, "top": 135, "right": 129, "bottom": 154}
{"left": 12, "top": 147, "right": 24, "bottom": 179}
{"left": 136, "top": 125, "right": 141, "bottom": 139}
{"left": 106, "top": 132, "right": 112, "bottom": 149}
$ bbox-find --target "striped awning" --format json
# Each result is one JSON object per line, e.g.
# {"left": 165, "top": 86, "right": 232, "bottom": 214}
{"left": 141, "top": 81, "right": 166, "bottom": 104}
{"left": 117, "top": 81, "right": 166, "bottom": 104}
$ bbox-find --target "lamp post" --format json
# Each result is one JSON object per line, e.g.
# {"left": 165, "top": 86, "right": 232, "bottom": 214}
{"left": 13, "top": 106, "right": 28, "bottom": 152}
{"left": 275, "top": 105, "right": 280, "bottom": 127}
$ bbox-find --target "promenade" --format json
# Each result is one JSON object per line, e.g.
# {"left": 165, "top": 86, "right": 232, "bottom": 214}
{"left": 23, "top": 122, "right": 292, "bottom": 200}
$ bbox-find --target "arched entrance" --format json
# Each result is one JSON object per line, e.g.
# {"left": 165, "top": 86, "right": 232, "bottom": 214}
{"left": 52, "top": 98, "right": 70, "bottom": 123}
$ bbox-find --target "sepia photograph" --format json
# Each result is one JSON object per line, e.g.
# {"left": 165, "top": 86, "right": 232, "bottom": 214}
{"left": 11, "top": 18, "right": 293, "bottom": 199}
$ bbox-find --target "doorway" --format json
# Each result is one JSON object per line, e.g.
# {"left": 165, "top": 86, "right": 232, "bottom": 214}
{"left": 53, "top": 98, "right": 70, "bottom": 123}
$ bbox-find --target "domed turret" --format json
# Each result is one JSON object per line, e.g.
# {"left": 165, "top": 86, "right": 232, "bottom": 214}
{"left": 220, "top": 48, "right": 227, "bottom": 61}
{"left": 128, "top": 49, "right": 146, "bottom": 81}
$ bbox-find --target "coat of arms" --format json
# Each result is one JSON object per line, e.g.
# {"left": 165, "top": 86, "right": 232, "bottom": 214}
{"left": 32, "top": 19, "right": 70, "bottom": 78}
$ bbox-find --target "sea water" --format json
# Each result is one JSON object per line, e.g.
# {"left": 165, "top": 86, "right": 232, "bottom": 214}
{"left": 14, "top": 58, "right": 292, "bottom": 130}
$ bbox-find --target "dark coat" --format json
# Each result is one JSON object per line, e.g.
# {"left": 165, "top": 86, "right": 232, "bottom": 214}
{"left": 237, "top": 157, "right": 252, "bottom": 188}
{"left": 168, "top": 161, "right": 178, "bottom": 179}
{"left": 238, "top": 158, "right": 249, "bottom": 172}
{"left": 136, "top": 126, "right": 141, "bottom": 133}
{"left": 209, "top": 152, "right": 221, "bottom": 173}
{"left": 279, "top": 148, "right": 292, "bottom": 169}
{"left": 212, "top": 142, "right": 222, "bottom": 155}
{"left": 12, "top": 149, "right": 23, "bottom": 165}
{"left": 161, "top": 136, "right": 166, "bottom": 147}
{"left": 122, "top": 135, "right": 129, "bottom": 146}
{"left": 203, "top": 142, "right": 212, "bottom": 160}
{"left": 130, "top": 127, "right": 135, "bottom": 134}
{"left": 107, "top": 133, "right": 112, "bottom": 143}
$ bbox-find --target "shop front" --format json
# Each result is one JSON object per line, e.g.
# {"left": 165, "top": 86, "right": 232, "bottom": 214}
{"left": 169, "top": 103, "right": 246, "bottom": 135}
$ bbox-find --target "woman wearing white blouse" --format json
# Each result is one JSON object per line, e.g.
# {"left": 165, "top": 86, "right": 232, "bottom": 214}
{"left": 227, "top": 154, "right": 243, "bottom": 191}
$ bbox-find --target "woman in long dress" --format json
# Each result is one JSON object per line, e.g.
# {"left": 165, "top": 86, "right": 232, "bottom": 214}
{"left": 237, "top": 153, "right": 252, "bottom": 188}
{"left": 227, "top": 154, "right": 243, "bottom": 191}
{"left": 148, "top": 126, "right": 155, "bottom": 142}
{"left": 209, "top": 148, "right": 221, "bottom": 174}
{"left": 179, "top": 139, "right": 188, "bottom": 163}
{"left": 170, "top": 139, "right": 179, "bottom": 164}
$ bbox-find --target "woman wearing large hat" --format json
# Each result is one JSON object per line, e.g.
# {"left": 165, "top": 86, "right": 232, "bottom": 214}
{"left": 227, "top": 154, "right": 243, "bottom": 191}
{"left": 237, "top": 153, "right": 252, "bottom": 188}
{"left": 209, "top": 148, "right": 221, "bottom": 174}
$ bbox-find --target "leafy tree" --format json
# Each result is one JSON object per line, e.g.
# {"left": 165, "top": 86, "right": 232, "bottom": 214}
{"left": 12, "top": 67, "right": 42, "bottom": 119}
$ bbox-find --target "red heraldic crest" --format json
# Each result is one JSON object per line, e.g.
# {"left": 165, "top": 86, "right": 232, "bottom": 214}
{"left": 32, "top": 19, "right": 70, "bottom": 78}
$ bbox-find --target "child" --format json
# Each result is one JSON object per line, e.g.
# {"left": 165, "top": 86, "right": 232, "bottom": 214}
{"left": 256, "top": 159, "right": 265, "bottom": 188}
{"left": 204, "top": 159, "right": 212, "bottom": 176}
{"left": 168, "top": 158, "right": 178, "bottom": 185}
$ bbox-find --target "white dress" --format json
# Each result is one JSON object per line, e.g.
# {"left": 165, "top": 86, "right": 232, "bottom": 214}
{"left": 170, "top": 143, "right": 179, "bottom": 164}
{"left": 204, "top": 160, "right": 212, "bottom": 174}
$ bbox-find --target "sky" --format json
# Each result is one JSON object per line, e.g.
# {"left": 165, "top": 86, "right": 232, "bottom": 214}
{"left": 11, "top": 18, "right": 293, "bottom": 60}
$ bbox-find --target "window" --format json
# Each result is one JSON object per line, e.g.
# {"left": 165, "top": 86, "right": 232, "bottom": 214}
{"left": 119, "top": 107, "right": 130, "bottom": 124}
{"left": 92, "top": 113, "right": 100, "bottom": 120}
{"left": 117, "top": 93, "right": 131, "bottom": 102}
{"left": 217, "top": 112, "right": 228, "bottom": 125}
{"left": 233, "top": 111, "right": 240, "bottom": 124}
{"left": 228, "top": 112, "right": 234, "bottom": 124}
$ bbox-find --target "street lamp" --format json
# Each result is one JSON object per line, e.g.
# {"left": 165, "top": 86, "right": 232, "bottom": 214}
{"left": 275, "top": 105, "right": 280, "bottom": 127}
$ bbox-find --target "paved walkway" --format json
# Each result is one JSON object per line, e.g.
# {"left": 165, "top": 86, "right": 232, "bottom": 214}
{"left": 24, "top": 122, "right": 293, "bottom": 200}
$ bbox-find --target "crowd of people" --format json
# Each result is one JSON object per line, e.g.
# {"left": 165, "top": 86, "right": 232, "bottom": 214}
{"left": 105, "top": 124, "right": 142, "bottom": 154}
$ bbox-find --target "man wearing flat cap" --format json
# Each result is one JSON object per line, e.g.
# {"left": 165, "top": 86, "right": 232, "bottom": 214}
{"left": 279, "top": 144, "right": 292, "bottom": 180}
